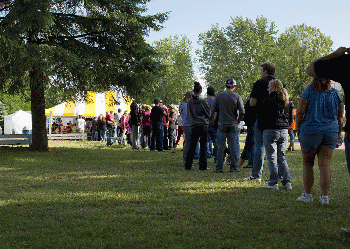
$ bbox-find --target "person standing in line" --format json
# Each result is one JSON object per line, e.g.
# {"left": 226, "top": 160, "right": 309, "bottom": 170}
{"left": 244, "top": 62, "right": 277, "bottom": 181}
{"left": 99, "top": 115, "right": 107, "bottom": 142}
{"left": 178, "top": 91, "right": 193, "bottom": 164}
{"left": 130, "top": 101, "right": 141, "bottom": 149}
{"left": 295, "top": 77, "right": 344, "bottom": 205}
{"left": 172, "top": 107, "right": 183, "bottom": 153}
{"left": 150, "top": 99, "right": 165, "bottom": 152}
{"left": 211, "top": 78, "right": 244, "bottom": 173}
{"left": 287, "top": 105, "right": 297, "bottom": 152}
{"left": 258, "top": 79, "right": 293, "bottom": 190}
{"left": 115, "top": 108, "right": 123, "bottom": 137}
{"left": 184, "top": 82, "right": 210, "bottom": 171}
{"left": 106, "top": 111, "right": 115, "bottom": 146}
{"left": 168, "top": 104, "right": 178, "bottom": 149}
{"left": 237, "top": 99, "right": 256, "bottom": 171}
{"left": 160, "top": 100, "right": 169, "bottom": 150}
{"left": 306, "top": 47, "right": 350, "bottom": 175}
{"left": 91, "top": 116, "right": 98, "bottom": 141}
{"left": 76, "top": 115, "right": 85, "bottom": 134}
{"left": 141, "top": 105, "right": 152, "bottom": 149}
{"left": 205, "top": 86, "right": 218, "bottom": 163}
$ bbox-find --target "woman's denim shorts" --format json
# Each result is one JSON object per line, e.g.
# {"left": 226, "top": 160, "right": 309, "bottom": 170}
{"left": 299, "top": 132, "right": 338, "bottom": 152}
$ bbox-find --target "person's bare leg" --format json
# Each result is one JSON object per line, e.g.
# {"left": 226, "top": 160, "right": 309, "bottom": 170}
{"left": 302, "top": 150, "right": 317, "bottom": 194}
{"left": 237, "top": 158, "right": 245, "bottom": 171}
{"left": 317, "top": 146, "right": 333, "bottom": 196}
{"left": 290, "top": 139, "right": 295, "bottom": 151}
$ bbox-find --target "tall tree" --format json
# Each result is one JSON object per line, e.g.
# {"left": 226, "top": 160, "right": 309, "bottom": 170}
{"left": 0, "top": 0, "right": 167, "bottom": 151}
{"left": 197, "top": 16, "right": 277, "bottom": 100}
{"left": 274, "top": 24, "right": 333, "bottom": 102}
{"left": 141, "top": 35, "right": 194, "bottom": 105}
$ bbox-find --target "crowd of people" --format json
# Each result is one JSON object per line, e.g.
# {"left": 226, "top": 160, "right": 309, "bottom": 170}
{"left": 159, "top": 56, "right": 344, "bottom": 206}
{"left": 53, "top": 47, "right": 350, "bottom": 206}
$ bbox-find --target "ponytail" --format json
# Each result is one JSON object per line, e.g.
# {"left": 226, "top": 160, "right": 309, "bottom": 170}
{"left": 193, "top": 81, "right": 202, "bottom": 94}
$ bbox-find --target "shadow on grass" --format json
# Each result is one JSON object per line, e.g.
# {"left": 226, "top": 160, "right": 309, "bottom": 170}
{"left": 0, "top": 141, "right": 349, "bottom": 247}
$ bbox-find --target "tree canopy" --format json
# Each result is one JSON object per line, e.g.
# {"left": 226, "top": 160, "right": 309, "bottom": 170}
{"left": 139, "top": 35, "right": 194, "bottom": 105}
{"left": 197, "top": 16, "right": 277, "bottom": 100}
{"left": 197, "top": 17, "right": 333, "bottom": 103}
{"left": 0, "top": 0, "right": 168, "bottom": 151}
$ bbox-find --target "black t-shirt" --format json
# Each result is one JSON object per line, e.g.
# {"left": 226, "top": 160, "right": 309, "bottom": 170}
{"left": 314, "top": 55, "right": 348, "bottom": 131}
{"left": 250, "top": 75, "right": 276, "bottom": 120}
{"left": 150, "top": 106, "right": 164, "bottom": 125}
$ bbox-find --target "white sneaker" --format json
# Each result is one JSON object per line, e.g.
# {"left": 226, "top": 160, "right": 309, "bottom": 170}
{"left": 243, "top": 175, "right": 261, "bottom": 182}
{"left": 262, "top": 184, "right": 278, "bottom": 189}
{"left": 283, "top": 183, "right": 292, "bottom": 190}
{"left": 296, "top": 192, "right": 313, "bottom": 203}
{"left": 319, "top": 195, "right": 330, "bottom": 205}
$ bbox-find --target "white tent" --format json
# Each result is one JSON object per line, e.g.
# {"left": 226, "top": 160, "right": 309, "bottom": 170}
{"left": 4, "top": 110, "right": 32, "bottom": 134}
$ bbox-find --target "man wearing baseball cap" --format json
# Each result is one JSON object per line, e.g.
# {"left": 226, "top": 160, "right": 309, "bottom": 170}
{"left": 211, "top": 78, "right": 245, "bottom": 172}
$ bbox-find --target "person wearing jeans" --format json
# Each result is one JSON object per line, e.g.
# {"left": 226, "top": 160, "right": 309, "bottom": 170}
{"left": 263, "top": 129, "right": 291, "bottom": 188}
{"left": 150, "top": 99, "right": 165, "bottom": 152}
{"left": 258, "top": 79, "right": 293, "bottom": 189}
{"left": 180, "top": 91, "right": 193, "bottom": 166}
{"left": 184, "top": 82, "right": 210, "bottom": 171}
{"left": 216, "top": 124, "right": 241, "bottom": 172}
{"left": 205, "top": 86, "right": 218, "bottom": 162}
{"left": 244, "top": 62, "right": 278, "bottom": 181}
{"left": 211, "top": 78, "right": 244, "bottom": 173}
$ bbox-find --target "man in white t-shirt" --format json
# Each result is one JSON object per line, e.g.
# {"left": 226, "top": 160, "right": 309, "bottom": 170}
{"left": 76, "top": 115, "right": 85, "bottom": 133}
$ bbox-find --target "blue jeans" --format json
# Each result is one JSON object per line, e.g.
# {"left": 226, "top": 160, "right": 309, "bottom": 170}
{"left": 344, "top": 132, "right": 350, "bottom": 175}
{"left": 151, "top": 123, "right": 163, "bottom": 151}
{"left": 216, "top": 124, "right": 240, "bottom": 171}
{"left": 207, "top": 126, "right": 218, "bottom": 160}
{"left": 252, "top": 122, "right": 265, "bottom": 179}
{"left": 91, "top": 129, "right": 97, "bottom": 141}
{"left": 100, "top": 130, "right": 107, "bottom": 142}
{"left": 185, "top": 126, "right": 208, "bottom": 170}
{"left": 106, "top": 128, "right": 115, "bottom": 146}
{"left": 182, "top": 126, "right": 191, "bottom": 166}
{"left": 132, "top": 125, "right": 139, "bottom": 149}
{"left": 240, "top": 126, "right": 254, "bottom": 165}
{"left": 142, "top": 126, "right": 152, "bottom": 148}
{"left": 263, "top": 129, "right": 291, "bottom": 186}
{"left": 163, "top": 125, "right": 169, "bottom": 150}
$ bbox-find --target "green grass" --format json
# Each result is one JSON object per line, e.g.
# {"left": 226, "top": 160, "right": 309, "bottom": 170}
{"left": 0, "top": 136, "right": 349, "bottom": 248}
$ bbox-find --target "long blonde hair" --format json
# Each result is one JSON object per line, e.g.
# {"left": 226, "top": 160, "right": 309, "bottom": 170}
{"left": 269, "top": 79, "right": 289, "bottom": 107}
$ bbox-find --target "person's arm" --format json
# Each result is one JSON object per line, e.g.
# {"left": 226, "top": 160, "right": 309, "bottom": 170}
{"left": 306, "top": 47, "right": 350, "bottom": 77}
{"left": 295, "top": 97, "right": 308, "bottom": 134}
{"left": 237, "top": 97, "right": 245, "bottom": 122}
{"left": 338, "top": 102, "right": 345, "bottom": 133}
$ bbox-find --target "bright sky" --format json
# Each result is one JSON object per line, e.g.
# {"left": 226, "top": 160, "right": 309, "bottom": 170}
{"left": 145, "top": 0, "right": 350, "bottom": 58}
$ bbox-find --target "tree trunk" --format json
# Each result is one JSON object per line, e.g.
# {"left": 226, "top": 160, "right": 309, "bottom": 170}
{"left": 29, "top": 67, "right": 48, "bottom": 151}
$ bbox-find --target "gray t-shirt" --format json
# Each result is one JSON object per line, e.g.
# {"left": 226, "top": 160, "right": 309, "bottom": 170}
{"left": 212, "top": 90, "right": 244, "bottom": 125}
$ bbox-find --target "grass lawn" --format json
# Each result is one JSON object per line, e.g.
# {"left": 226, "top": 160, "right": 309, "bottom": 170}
{"left": 0, "top": 135, "right": 349, "bottom": 248}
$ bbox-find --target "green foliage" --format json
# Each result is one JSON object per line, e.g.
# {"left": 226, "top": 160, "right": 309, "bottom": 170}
{"left": 274, "top": 24, "right": 333, "bottom": 103}
{"left": 139, "top": 35, "right": 195, "bottom": 105}
{"left": 0, "top": 138, "right": 349, "bottom": 247}
{"left": 0, "top": 92, "right": 31, "bottom": 127}
{"left": 0, "top": 1, "right": 168, "bottom": 150}
{"left": 197, "top": 16, "right": 278, "bottom": 101}
{"left": 197, "top": 18, "right": 333, "bottom": 104}
{"left": 0, "top": 0, "right": 167, "bottom": 95}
